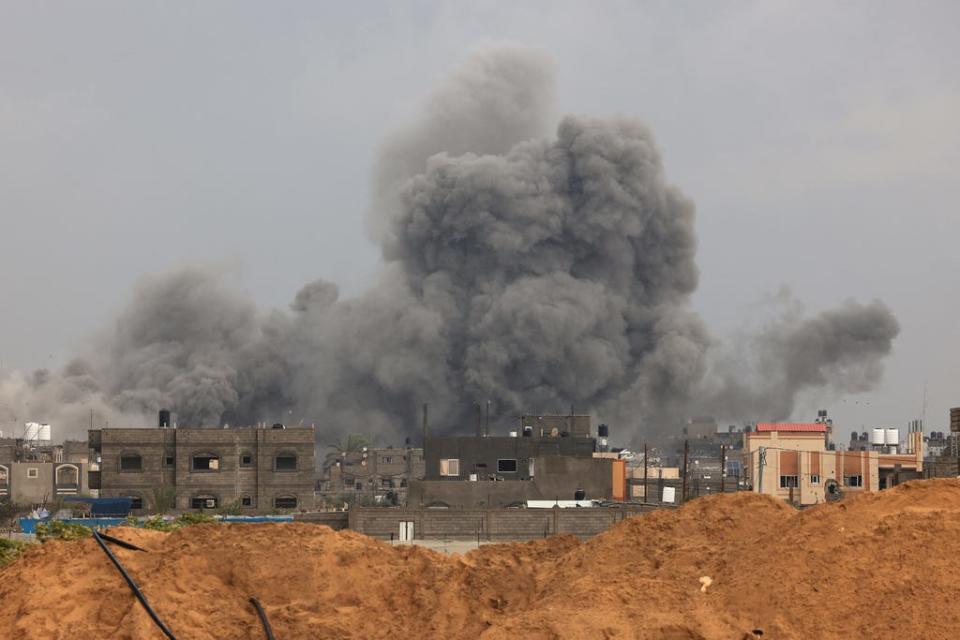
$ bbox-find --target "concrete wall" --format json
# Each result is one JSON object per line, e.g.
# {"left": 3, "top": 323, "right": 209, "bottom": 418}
{"left": 348, "top": 504, "right": 651, "bottom": 541}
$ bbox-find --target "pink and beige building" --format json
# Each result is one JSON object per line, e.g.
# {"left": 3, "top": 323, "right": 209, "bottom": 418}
{"left": 743, "top": 423, "right": 923, "bottom": 505}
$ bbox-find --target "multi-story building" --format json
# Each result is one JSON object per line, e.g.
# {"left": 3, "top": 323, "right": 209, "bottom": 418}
{"left": 742, "top": 422, "right": 923, "bottom": 505}
{"left": 0, "top": 437, "right": 89, "bottom": 506}
{"left": 89, "top": 422, "right": 315, "bottom": 513}
{"left": 411, "top": 414, "right": 620, "bottom": 508}
{"left": 325, "top": 446, "right": 425, "bottom": 504}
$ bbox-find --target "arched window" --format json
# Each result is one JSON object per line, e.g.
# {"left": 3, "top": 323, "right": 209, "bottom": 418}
{"left": 55, "top": 465, "right": 79, "bottom": 486}
{"left": 120, "top": 453, "right": 142, "bottom": 472}
{"left": 273, "top": 495, "right": 297, "bottom": 509}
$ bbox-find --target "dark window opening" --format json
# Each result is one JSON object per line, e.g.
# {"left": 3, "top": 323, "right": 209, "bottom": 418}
{"left": 129, "top": 497, "right": 143, "bottom": 510}
{"left": 240, "top": 454, "right": 253, "bottom": 467}
{"left": 381, "top": 478, "right": 394, "bottom": 489}
{"left": 844, "top": 475, "right": 863, "bottom": 488}
{"left": 241, "top": 496, "right": 252, "bottom": 507}
{"left": 192, "top": 496, "right": 218, "bottom": 509}
{"left": 274, "top": 496, "right": 297, "bottom": 509}
{"left": 164, "top": 456, "right": 174, "bottom": 467}
{"left": 275, "top": 455, "right": 297, "bottom": 471}
{"left": 497, "top": 459, "right": 518, "bottom": 473}
{"left": 120, "top": 455, "right": 142, "bottom": 472}
{"left": 400, "top": 479, "right": 407, "bottom": 488}
{"left": 779, "top": 475, "right": 799, "bottom": 488}
{"left": 192, "top": 454, "right": 220, "bottom": 471}
{"left": 355, "top": 482, "right": 362, "bottom": 491}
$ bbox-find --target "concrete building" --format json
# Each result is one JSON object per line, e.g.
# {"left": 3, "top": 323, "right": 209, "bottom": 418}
{"left": 0, "top": 436, "right": 90, "bottom": 506}
{"left": 743, "top": 422, "right": 923, "bottom": 505}
{"left": 410, "top": 414, "right": 618, "bottom": 508}
{"left": 325, "top": 446, "right": 425, "bottom": 505}
{"left": 90, "top": 424, "right": 316, "bottom": 513}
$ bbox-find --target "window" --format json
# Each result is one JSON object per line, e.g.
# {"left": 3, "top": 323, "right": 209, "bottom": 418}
{"left": 810, "top": 474, "right": 820, "bottom": 485}
{"left": 191, "top": 496, "right": 218, "bottom": 509}
{"left": 0, "top": 467, "right": 8, "bottom": 486}
{"left": 240, "top": 453, "right": 253, "bottom": 467}
{"left": 497, "top": 459, "right": 518, "bottom": 473}
{"left": 440, "top": 458, "right": 460, "bottom": 477}
{"left": 355, "top": 481, "right": 362, "bottom": 491}
{"left": 779, "top": 475, "right": 798, "bottom": 488}
{"left": 400, "top": 478, "right": 407, "bottom": 488}
{"left": 274, "top": 496, "right": 297, "bottom": 509}
{"left": 275, "top": 454, "right": 297, "bottom": 471}
{"left": 27, "top": 467, "right": 39, "bottom": 479}
{"left": 129, "top": 496, "right": 143, "bottom": 510}
{"left": 192, "top": 454, "right": 220, "bottom": 471}
{"left": 120, "top": 455, "right": 142, "bottom": 472}
{"left": 381, "top": 478, "right": 394, "bottom": 489}
{"left": 844, "top": 475, "right": 863, "bottom": 487}
{"left": 164, "top": 456, "right": 174, "bottom": 467}
{"left": 241, "top": 496, "right": 253, "bottom": 507}
{"left": 56, "top": 465, "right": 79, "bottom": 486}
{"left": 381, "top": 456, "right": 392, "bottom": 464}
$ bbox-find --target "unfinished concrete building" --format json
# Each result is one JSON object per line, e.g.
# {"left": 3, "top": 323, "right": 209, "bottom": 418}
{"left": 410, "top": 414, "right": 617, "bottom": 508}
{"left": 324, "top": 446, "right": 425, "bottom": 505}
{"left": 89, "top": 418, "right": 315, "bottom": 513}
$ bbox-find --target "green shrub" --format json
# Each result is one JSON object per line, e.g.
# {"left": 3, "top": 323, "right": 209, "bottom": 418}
{"left": 35, "top": 521, "right": 92, "bottom": 542}
{"left": 0, "top": 538, "right": 29, "bottom": 568}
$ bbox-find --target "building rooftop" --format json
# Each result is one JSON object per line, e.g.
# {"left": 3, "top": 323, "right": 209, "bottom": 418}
{"left": 755, "top": 423, "right": 828, "bottom": 433}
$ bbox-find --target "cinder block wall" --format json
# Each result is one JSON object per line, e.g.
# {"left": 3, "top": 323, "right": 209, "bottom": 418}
{"left": 348, "top": 506, "right": 649, "bottom": 541}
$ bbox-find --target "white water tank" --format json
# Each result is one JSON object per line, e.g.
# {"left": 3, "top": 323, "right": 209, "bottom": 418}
{"left": 38, "top": 423, "right": 52, "bottom": 442}
{"left": 870, "top": 428, "right": 885, "bottom": 445}
{"left": 509, "top": 431, "right": 518, "bottom": 438}
{"left": 884, "top": 428, "right": 899, "bottom": 446}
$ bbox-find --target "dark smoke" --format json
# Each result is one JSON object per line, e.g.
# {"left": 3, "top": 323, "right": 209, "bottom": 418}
{"left": 0, "top": 47, "right": 900, "bottom": 442}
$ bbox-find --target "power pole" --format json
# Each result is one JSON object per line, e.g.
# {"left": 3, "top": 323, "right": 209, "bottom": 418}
{"left": 643, "top": 442, "right": 649, "bottom": 504}
{"left": 682, "top": 439, "right": 689, "bottom": 503}
{"left": 757, "top": 446, "right": 767, "bottom": 495}
{"left": 720, "top": 444, "right": 726, "bottom": 494}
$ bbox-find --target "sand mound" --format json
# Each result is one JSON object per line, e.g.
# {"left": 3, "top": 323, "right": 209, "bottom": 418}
{"left": 2, "top": 479, "right": 960, "bottom": 639}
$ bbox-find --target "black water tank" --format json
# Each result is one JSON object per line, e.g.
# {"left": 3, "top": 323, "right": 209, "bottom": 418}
{"left": 598, "top": 424, "right": 609, "bottom": 437}
{"left": 574, "top": 488, "right": 586, "bottom": 501}
{"left": 158, "top": 409, "right": 171, "bottom": 428}
{"left": 522, "top": 426, "right": 533, "bottom": 437}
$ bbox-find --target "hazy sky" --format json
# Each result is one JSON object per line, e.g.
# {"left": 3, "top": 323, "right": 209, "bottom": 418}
{"left": 1, "top": 1, "right": 958, "bottom": 436}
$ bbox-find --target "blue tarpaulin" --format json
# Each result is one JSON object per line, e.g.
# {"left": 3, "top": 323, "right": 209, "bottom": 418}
{"left": 63, "top": 497, "right": 132, "bottom": 517}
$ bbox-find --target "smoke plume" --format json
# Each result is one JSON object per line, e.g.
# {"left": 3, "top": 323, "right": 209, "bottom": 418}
{"left": 0, "top": 47, "right": 900, "bottom": 442}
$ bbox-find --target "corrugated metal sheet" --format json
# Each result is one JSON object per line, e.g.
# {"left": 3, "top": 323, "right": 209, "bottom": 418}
{"left": 756, "top": 423, "right": 827, "bottom": 433}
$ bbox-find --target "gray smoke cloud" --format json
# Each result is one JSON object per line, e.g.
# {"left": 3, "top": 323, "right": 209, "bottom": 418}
{"left": 700, "top": 296, "right": 901, "bottom": 422}
{"left": 0, "top": 47, "right": 900, "bottom": 443}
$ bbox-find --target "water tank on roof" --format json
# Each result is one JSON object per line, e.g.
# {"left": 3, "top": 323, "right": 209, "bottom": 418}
{"left": 870, "top": 428, "right": 885, "bottom": 445}
{"left": 598, "top": 424, "right": 609, "bottom": 437}
{"left": 884, "top": 428, "right": 899, "bottom": 446}
{"left": 38, "top": 423, "right": 51, "bottom": 442}
{"left": 860, "top": 431, "right": 868, "bottom": 441}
